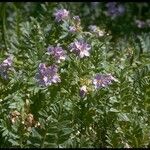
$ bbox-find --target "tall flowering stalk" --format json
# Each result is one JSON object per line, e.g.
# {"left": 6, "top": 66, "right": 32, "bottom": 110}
{"left": 0, "top": 56, "right": 13, "bottom": 79}
{"left": 36, "top": 63, "right": 61, "bottom": 87}
{"left": 53, "top": 9, "right": 69, "bottom": 22}
{"left": 69, "top": 39, "right": 91, "bottom": 58}
{"left": 47, "top": 45, "right": 66, "bottom": 63}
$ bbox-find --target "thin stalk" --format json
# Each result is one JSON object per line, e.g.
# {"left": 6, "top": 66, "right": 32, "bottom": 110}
{"left": 13, "top": 3, "right": 20, "bottom": 39}
{"left": 2, "top": 3, "right": 8, "bottom": 50}
{"left": 79, "top": 99, "right": 85, "bottom": 146}
{"left": 41, "top": 128, "right": 48, "bottom": 148}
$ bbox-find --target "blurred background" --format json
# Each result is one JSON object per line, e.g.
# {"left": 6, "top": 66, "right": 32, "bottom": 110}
{"left": 0, "top": 2, "right": 150, "bottom": 51}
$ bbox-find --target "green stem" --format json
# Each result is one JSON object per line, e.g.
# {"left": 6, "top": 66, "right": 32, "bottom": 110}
{"left": 13, "top": 3, "right": 20, "bottom": 39}
{"left": 79, "top": 100, "right": 84, "bottom": 145}
{"left": 41, "top": 128, "right": 47, "bottom": 148}
{"left": 2, "top": 3, "right": 8, "bottom": 50}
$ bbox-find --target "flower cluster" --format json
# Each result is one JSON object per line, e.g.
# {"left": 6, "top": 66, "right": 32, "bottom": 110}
{"left": 106, "top": 2, "right": 125, "bottom": 19}
{"left": 36, "top": 63, "right": 60, "bottom": 87}
{"left": 37, "top": 8, "right": 117, "bottom": 91}
{"left": 47, "top": 45, "right": 66, "bottom": 63}
{"left": 37, "top": 11, "right": 91, "bottom": 87}
{"left": 54, "top": 9, "right": 69, "bottom": 22}
{"left": 0, "top": 56, "right": 13, "bottom": 79}
{"left": 69, "top": 39, "right": 91, "bottom": 58}
{"left": 92, "top": 74, "right": 117, "bottom": 89}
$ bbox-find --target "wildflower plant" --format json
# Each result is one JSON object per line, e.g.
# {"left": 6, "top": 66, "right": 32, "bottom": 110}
{"left": 0, "top": 2, "right": 150, "bottom": 149}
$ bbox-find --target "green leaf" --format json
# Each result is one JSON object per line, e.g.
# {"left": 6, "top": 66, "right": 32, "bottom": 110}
{"left": 8, "top": 139, "right": 20, "bottom": 146}
{"left": 118, "top": 113, "right": 130, "bottom": 122}
{"left": 109, "top": 108, "right": 119, "bottom": 113}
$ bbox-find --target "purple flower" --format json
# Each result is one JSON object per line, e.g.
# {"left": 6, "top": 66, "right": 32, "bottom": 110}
{"left": 106, "top": 2, "right": 125, "bottom": 19}
{"left": 73, "top": 16, "right": 80, "bottom": 22}
{"left": 68, "top": 26, "right": 77, "bottom": 33}
{"left": 79, "top": 85, "right": 87, "bottom": 98}
{"left": 69, "top": 39, "right": 91, "bottom": 58}
{"left": 0, "top": 56, "right": 13, "bottom": 79}
{"left": 135, "top": 20, "right": 146, "bottom": 28}
{"left": 92, "top": 74, "right": 117, "bottom": 89}
{"left": 54, "top": 9, "right": 69, "bottom": 22}
{"left": 36, "top": 63, "right": 61, "bottom": 87}
{"left": 47, "top": 45, "right": 66, "bottom": 63}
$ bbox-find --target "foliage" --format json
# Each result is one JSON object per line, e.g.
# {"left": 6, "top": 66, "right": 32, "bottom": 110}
{"left": 0, "top": 2, "right": 150, "bottom": 148}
